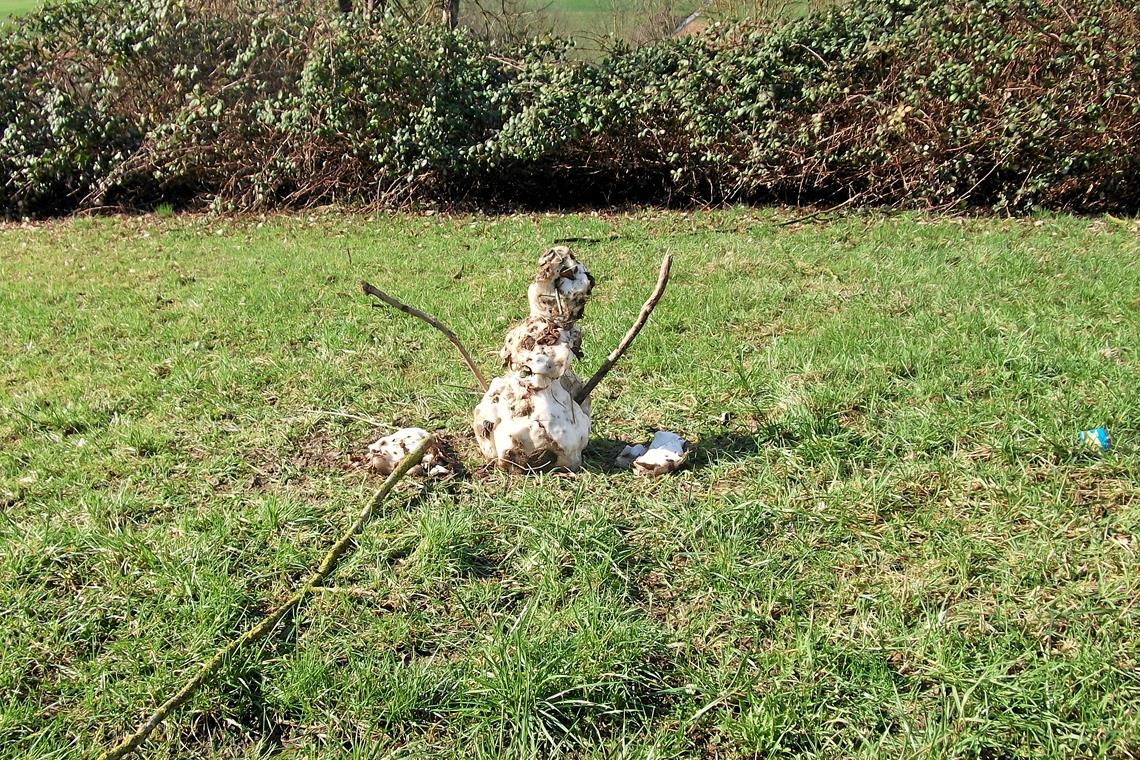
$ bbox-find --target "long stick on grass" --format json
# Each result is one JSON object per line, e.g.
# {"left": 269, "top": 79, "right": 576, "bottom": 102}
{"left": 97, "top": 437, "right": 433, "bottom": 760}
{"left": 576, "top": 253, "right": 672, "bottom": 403}
{"left": 361, "top": 281, "right": 489, "bottom": 393}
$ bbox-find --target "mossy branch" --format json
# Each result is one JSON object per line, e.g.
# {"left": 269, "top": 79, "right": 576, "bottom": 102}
{"left": 361, "top": 280, "right": 489, "bottom": 393}
{"left": 97, "top": 437, "right": 433, "bottom": 760}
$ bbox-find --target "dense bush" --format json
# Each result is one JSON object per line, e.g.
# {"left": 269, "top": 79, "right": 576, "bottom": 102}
{"left": 0, "top": 0, "right": 514, "bottom": 211}
{"left": 483, "top": 0, "right": 1140, "bottom": 209}
{"left": 1, "top": 0, "right": 1137, "bottom": 214}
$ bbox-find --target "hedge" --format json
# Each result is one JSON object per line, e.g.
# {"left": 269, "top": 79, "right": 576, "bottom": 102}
{"left": 1, "top": 0, "right": 1137, "bottom": 214}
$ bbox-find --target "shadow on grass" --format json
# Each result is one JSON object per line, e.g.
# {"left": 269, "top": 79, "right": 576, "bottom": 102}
{"left": 584, "top": 427, "right": 786, "bottom": 474}
{"left": 688, "top": 417, "right": 876, "bottom": 473}
{"left": 687, "top": 429, "right": 770, "bottom": 470}
{"left": 581, "top": 437, "right": 631, "bottom": 474}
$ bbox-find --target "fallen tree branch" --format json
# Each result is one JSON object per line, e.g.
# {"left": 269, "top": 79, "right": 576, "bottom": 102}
{"left": 361, "top": 281, "right": 489, "bottom": 393}
{"left": 314, "top": 585, "right": 387, "bottom": 599}
{"left": 576, "top": 253, "right": 672, "bottom": 403}
{"left": 97, "top": 437, "right": 433, "bottom": 760}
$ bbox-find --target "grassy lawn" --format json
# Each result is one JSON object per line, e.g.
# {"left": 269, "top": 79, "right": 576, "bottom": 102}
{"left": 1, "top": 210, "right": 1138, "bottom": 759}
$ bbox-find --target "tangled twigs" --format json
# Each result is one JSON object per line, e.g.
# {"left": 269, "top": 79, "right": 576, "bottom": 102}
{"left": 361, "top": 281, "right": 489, "bottom": 392}
{"left": 576, "top": 253, "right": 672, "bottom": 403}
{"left": 97, "top": 437, "right": 433, "bottom": 760}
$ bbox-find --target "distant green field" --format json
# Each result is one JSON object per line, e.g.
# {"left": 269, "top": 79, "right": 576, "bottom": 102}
{"left": 0, "top": 0, "right": 820, "bottom": 39}
{"left": 537, "top": 0, "right": 829, "bottom": 48}
{"left": 0, "top": 0, "right": 38, "bottom": 17}
{"left": 545, "top": 0, "right": 617, "bottom": 14}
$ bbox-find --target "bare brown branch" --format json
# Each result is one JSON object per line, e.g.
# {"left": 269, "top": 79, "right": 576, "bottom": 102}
{"left": 576, "top": 253, "right": 672, "bottom": 403}
{"left": 97, "top": 436, "right": 433, "bottom": 760}
{"left": 361, "top": 281, "right": 489, "bottom": 393}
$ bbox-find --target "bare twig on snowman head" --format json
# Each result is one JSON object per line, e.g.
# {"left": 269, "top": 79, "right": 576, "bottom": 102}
{"left": 575, "top": 253, "right": 672, "bottom": 404}
{"left": 361, "top": 280, "right": 489, "bottom": 393}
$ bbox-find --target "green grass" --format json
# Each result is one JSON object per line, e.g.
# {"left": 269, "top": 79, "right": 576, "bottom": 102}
{"left": 1, "top": 209, "right": 1138, "bottom": 759}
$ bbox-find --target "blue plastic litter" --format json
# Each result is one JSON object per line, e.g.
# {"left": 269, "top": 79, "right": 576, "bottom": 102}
{"left": 1078, "top": 427, "right": 1111, "bottom": 451}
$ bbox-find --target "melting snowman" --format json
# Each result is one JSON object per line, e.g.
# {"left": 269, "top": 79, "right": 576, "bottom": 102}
{"left": 474, "top": 247, "right": 594, "bottom": 471}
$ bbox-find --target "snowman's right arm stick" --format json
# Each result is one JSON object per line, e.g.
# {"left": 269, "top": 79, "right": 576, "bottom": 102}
{"left": 576, "top": 253, "right": 672, "bottom": 404}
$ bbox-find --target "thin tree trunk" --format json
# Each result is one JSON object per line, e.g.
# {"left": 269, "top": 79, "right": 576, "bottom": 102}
{"left": 442, "top": 0, "right": 458, "bottom": 29}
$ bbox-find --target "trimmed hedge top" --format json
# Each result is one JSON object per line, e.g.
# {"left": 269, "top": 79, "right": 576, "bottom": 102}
{"left": 1, "top": 0, "right": 1137, "bottom": 214}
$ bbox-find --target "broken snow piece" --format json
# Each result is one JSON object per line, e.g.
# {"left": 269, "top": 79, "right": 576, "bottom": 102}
{"left": 368, "top": 427, "right": 440, "bottom": 476}
{"left": 614, "top": 443, "right": 648, "bottom": 469}
{"left": 632, "top": 431, "right": 690, "bottom": 476}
